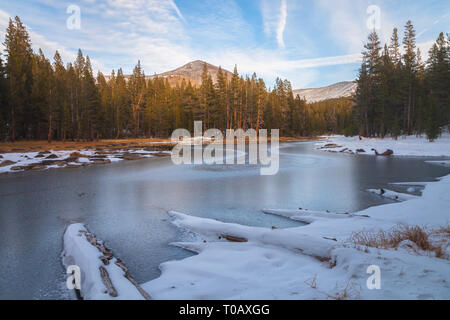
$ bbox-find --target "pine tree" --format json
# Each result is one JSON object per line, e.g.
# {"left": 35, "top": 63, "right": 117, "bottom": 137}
{"left": 53, "top": 51, "right": 68, "bottom": 140}
{"left": 356, "top": 30, "right": 382, "bottom": 137}
{"left": 31, "top": 49, "right": 53, "bottom": 141}
{"left": 0, "top": 55, "right": 7, "bottom": 140}
{"left": 230, "top": 65, "right": 240, "bottom": 129}
{"left": 129, "top": 61, "right": 146, "bottom": 137}
{"left": 4, "top": 16, "right": 33, "bottom": 141}
{"left": 426, "top": 32, "right": 449, "bottom": 128}
{"left": 402, "top": 20, "right": 417, "bottom": 134}
{"left": 389, "top": 28, "right": 401, "bottom": 66}
{"left": 113, "top": 68, "right": 130, "bottom": 138}
{"left": 81, "top": 56, "right": 100, "bottom": 140}
{"left": 215, "top": 66, "right": 228, "bottom": 130}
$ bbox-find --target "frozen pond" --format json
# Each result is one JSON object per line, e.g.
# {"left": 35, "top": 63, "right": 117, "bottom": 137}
{"left": 0, "top": 141, "right": 449, "bottom": 299}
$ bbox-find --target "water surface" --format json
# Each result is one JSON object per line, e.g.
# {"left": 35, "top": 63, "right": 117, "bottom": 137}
{"left": 0, "top": 142, "right": 449, "bottom": 299}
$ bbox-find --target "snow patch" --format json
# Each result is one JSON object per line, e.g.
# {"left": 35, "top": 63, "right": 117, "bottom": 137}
{"left": 316, "top": 133, "right": 450, "bottom": 157}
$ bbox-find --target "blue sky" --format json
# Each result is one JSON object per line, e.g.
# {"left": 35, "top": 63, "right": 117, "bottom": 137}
{"left": 0, "top": 0, "right": 448, "bottom": 88}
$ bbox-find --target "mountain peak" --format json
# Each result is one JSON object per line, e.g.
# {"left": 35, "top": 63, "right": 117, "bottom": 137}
{"left": 151, "top": 60, "right": 232, "bottom": 86}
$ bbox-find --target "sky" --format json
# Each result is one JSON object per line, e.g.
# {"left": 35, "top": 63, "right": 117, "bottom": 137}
{"left": 0, "top": 0, "right": 448, "bottom": 89}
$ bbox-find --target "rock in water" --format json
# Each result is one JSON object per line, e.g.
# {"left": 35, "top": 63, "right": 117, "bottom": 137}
{"left": 0, "top": 160, "right": 16, "bottom": 167}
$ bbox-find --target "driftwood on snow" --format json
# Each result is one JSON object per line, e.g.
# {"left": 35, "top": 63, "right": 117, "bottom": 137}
{"left": 99, "top": 266, "right": 118, "bottom": 297}
{"left": 78, "top": 228, "right": 152, "bottom": 300}
{"left": 220, "top": 234, "right": 248, "bottom": 242}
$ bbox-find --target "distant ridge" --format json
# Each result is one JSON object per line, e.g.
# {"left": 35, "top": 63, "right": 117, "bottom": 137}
{"left": 293, "top": 81, "right": 357, "bottom": 103}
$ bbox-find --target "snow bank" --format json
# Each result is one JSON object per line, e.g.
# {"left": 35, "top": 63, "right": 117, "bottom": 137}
{"left": 367, "top": 188, "right": 418, "bottom": 202}
{"left": 262, "top": 208, "right": 355, "bottom": 224}
{"left": 142, "top": 175, "right": 450, "bottom": 300}
{"left": 0, "top": 149, "right": 171, "bottom": 173}
{"left": 167, "top": 211, "right": 334, "bottom": 260}
{"left": 62, "top": 223, "right": 148, "bottom": 300}
{"left": 426, "top": 160, "right": 450, "bottom": 167}
{"left": 315, "top": 132, "right": 450, "bottom": 157}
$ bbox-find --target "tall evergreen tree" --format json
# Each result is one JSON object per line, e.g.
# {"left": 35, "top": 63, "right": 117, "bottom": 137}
{"left": 402, "top": 20, "right": 417, "bottom": 134}
{"left": 3, "top": 16, "right": 33, "bottom": 141}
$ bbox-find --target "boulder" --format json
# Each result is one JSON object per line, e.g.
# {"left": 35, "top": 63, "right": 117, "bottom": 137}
{"left": 151, "top": 152, "right": 170, "bottom": 157}
{"left": 70, "top": 152, "right": 89, "bottom": 159}
{"left": 63, "top": 157, "right": 79, "bottom": 163}
{"left": 10, "top": 166, "right": 26, "bottom": 171}
{"left": 41, "top": 159, "right": 65, "bottom": 165}
{"left": 91, "top": 159, "right": 111, "bottom": 165}
{"left": 30, "top": 164, "right": 47, "bottom": 171}
{"left": 0, "top": 160, "right": 16, "bottom": 167}
{"left": 123, "top": 153, "right": 144, "bottom": 161}
{"left": 65, "top": 164, "right": 82, "bottom": 169}
{"left": 45, "top": 154, "right": 59, "bottom": 159}
{"left": 372, "top": 149, "right": 394, "bottom": 156}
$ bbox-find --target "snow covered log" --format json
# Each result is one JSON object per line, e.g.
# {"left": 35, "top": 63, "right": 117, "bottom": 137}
{"left": 262, "top": 208, "right": 357, "bottom": 223}
{"left": 168, "top": 211, "right": 335, "bottom": 261}
{"left": 62, "top": 223, "right": 151, "bottom": 300}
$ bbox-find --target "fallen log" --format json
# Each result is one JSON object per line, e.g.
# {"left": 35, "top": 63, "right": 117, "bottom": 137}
{"left": 99, "top": 266, "right": 118, "bottom": 297}
{"left": 63, "top": 224, "right": 152, "bottom": 300}
{"left": 221, "top": 234, "right": 248, "bottom": 242}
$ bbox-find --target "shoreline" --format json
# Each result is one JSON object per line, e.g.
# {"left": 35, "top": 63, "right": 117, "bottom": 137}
{"left": 0, "top": 136, "right": 319, "bottom": 174}
{"left": 0, "top": 136, "right": 320, "bottom": 154}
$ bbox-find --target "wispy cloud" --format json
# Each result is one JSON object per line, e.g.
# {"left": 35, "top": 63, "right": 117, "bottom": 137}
{"left": 276, "top": 0, "right": 287, "bottom": 48}
{"left": 1, "top": 0, "right": 447, "bottom": 88}
{"left": 417, "top": 12, "right": 449, "bottom": 38}
{"left": 0, "top": 9, "right": 105, "bottom": 71}
{"left": 51, "top": 0, "right": 190, "bottom": 73}
{"left": 262, "top": 0, "right": 288, "bottom": 48}
{"left": 168, "top": 0, "right": 185, "bottom": 23}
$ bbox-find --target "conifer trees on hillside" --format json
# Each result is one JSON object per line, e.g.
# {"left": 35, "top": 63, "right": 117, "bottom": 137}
{"left": 355, "top": 21, "right": 449, "bottom": 140}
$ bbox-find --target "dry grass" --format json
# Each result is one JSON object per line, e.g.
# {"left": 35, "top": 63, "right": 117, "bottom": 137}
{"left": 305, "top": 274, "right": 318, "bottom": 289}
{"left": 0, "top": 138, "right": 173, "bottom": 153}
{"left": 431, "top": 225, "right": 450, "bottom": 236}
{"left": 332, "top": 282, "right": 360, "bottom": 300}
{"left": 350, "top": 224, "right": 448, "bottom": 258}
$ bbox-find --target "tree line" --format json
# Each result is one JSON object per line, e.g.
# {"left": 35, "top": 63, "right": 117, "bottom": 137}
{"left": 355, "top": 21, "right": 449, "bottom": 141}
{"left": 0, "top": 16, "right": 354, "bottom": 142}
{"left": 0, "top": 16, "right": 447, "bottom": 142}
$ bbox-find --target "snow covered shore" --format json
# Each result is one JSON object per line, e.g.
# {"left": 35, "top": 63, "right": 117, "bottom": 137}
{"left": 62, "top": 173, "right": 449, "bottom": 299}
{"left": 59, "top": 149, "right": 450, "bottom": 300}
{"left": 315, "top": 132, "right": 450, "bottom": 157}
{"left": 0, "top": 148, "right": 170, "bottom": 174}
{"left": 141, "top": 175, "right": 450, "bottom": 300}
